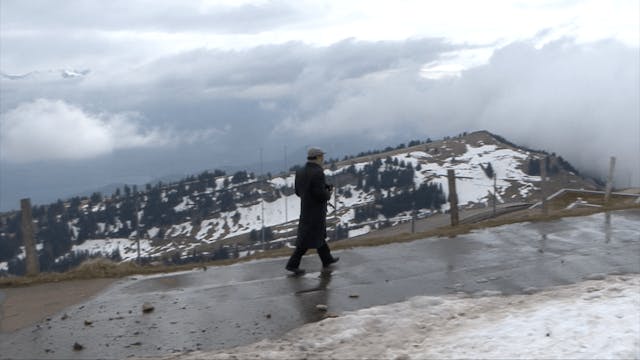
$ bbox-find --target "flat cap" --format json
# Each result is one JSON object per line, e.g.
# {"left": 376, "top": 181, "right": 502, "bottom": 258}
{"left": 307, "top": 147, "right": 325, "bottom": 158}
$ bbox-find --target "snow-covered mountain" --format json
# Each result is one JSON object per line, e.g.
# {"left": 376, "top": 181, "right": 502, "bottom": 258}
{"left": 1, "top": 68, "right": 90, "bottom": 81}
{"left": 0, "top": 131, "right": 598, "bottom": 275}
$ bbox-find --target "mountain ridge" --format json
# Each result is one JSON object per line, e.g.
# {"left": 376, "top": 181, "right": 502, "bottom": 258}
{"left": 0, "top": 131, "right": 599, "bottom": 275}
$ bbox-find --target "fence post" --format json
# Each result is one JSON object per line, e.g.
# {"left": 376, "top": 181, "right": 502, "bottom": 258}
{"left": 447, "top": 170, "right": 459, "bottom": 226}
{"left": 21, "top": 198, "right": 40, "bottom": 276}
{"left": 604, "top": 156, "right": 616, "bottom": 204}
{"left": 540, "top": 160, "right": 548, "bottom": 215}
{"left": 411, "top": 201, "right": 416, "bottom": 233}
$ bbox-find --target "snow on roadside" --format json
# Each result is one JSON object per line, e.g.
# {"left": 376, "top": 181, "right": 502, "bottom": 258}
{"left": 67, "top": 238, "right": 153, "bottom": 262}
{"left": 348, "top": 225, "right": 371, "bottom": 238}
{"left": 165, "top": 275, "right": 640, "bottom": 360}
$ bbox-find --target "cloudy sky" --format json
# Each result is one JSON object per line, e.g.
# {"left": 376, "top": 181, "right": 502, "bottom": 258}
{"left": 0, "top": 0, "right": 638, "bottom": 211}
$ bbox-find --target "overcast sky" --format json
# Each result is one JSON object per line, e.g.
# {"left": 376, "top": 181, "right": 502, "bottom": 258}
{"left": 0, "top": 0, "right": 638, "bottom": 211}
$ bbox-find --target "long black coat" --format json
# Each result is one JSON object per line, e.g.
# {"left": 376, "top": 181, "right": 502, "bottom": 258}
{"left": 295, "top": 162, "right": 332, "bottom": 249}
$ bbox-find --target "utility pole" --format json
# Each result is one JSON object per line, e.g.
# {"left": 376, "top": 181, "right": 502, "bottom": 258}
{"left": 604, "top": 156, "right": 616, "bottom": 204}
{"left": 260, "top": 148, "right": 265, "bottom": 249}
{"left": 135, "top": 193, "right": 141, "bottom": 263}
{"left": 334, "top": 171, "right": 339, "bottom": 240}
{"left": 20, "top": 198, "right": 39, "bottom": 276}
{"left": 284, "top": 145, "right": 288, "bottom": 223}
{"left": 447, "top": 170, "right": 459, "bottom": 226}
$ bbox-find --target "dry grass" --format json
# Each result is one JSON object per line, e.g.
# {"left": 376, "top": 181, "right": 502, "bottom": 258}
{"left": 68, "top": 258, "right": 139, "bottom": 278}
{"left": 1, "top": 202, "right": 637, "bottom": 288}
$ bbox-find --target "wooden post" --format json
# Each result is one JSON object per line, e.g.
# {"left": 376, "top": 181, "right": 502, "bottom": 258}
{"left": 604, "top": 156, "right": 616, "bottom": 204}
{"left": 20, "top": 198, "right": 40, "bottom": 276}
{"left": 411, "top": 201, "right": 416, "bottom": 233}
{"left": 540, "top": 160, "right": 548, "bottom": 215}
{"left": 447, "top": 170, "right": 459, "bottom": 226}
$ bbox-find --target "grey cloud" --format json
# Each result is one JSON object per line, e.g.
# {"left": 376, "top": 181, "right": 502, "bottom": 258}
{"left": 471, "top": 39, "right": 639, "bottom": 184}
{"left": 143, "top": 44, "right": 309, "bottom": 89}
{"left": 0, "top": 1, "right": 313, "bottom": 73}
{"left": 0, "top": 98, "right": 227, "bottom": 163}
{"left": 0, "top": 35, "right": 453, "bottom": 109}
{"left": 278, "top": 38, "right": 639, "bottom": 186}
{"left": 0, "top": 36, "right": 455, "bottom": 209}
{"left": 0, "top": 0, "right": 311, "bottom": 34}
{"left": 0, "top": 28, "right": 163, "bottom": 76}
{"left": 137, "top": 38, "right": 452, "bottom": 91}
{"left": 1, "top": 35, "right": 638, "bottom": 211}
{"left": 319, "top": 38, "right": 453, "bottom": 80}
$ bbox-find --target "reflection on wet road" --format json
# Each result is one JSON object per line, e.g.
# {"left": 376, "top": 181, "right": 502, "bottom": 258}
{"left": 1, "top": 210, "right": 639, "bottom": 359}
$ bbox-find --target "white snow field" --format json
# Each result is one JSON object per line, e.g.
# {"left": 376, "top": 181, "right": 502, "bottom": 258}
{"left": 168, "top": 275, "right": 640, "bottom": 360}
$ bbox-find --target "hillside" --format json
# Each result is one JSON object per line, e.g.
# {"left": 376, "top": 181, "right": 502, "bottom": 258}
{"left": 0, "top": 131, "right": 598, "bottom": 276}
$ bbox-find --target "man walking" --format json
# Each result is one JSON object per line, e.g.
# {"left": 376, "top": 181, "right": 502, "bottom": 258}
{"left": 285, "top": 147, "right": 339, "bottom": 275}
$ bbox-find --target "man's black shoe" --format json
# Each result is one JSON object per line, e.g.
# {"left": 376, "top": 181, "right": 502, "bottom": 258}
{"left": 286, "top": 266, "right": 306, "bottom": 276}
{"left": 323, "top": 257, "right": 339, "bottom": 268}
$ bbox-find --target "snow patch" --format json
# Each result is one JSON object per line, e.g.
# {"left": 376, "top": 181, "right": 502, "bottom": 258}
{"left": 348, "top": 225, "right": 371, "bottom": 238}
{"left": 147, "top": 227, "right": 160, "bottom": 239}
{"left": 172, "top": 275, "right": 640, "bottom": 360}
{"left": 69, "top": 238, "right": 153, "bottom": 261}
{"left": 174, "top": 197, "right": 194, "bottom": 212}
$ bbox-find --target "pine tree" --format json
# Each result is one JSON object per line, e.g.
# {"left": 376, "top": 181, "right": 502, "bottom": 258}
{"left": 344, "top": 188, "right": 353, "bottom": 198}
{"left": 218, "top": 190, "right": 236, "bottom": 212}
{"left": 527, "top": 158, "right": 541, "bottom": 176}
{"left": 90, "top": 192, "right": 103, "bottom": 204}
{"left": 232, "top": 171, "right": 248, "bottom": 184}
{"left": 481, "top": 162, "right": 494, "bottom": 179}
{"left": 232, "top": 211, "right": 241, "bottom": 225}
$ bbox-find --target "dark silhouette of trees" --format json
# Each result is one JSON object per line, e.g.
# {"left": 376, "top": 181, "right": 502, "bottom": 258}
{"left": 377, "top": 183, "right": 445, "bottom": 218}
{"left": 527, "top": 158, "right": 541, "bottom": 176}
{"left": 232, "top": 171, "right": 249, "bottom": 184}
{"left": 481, "top": 162, "right": 495, "bottom": 179}
{"left": 0, "top": 215, "right": 21, "bottom": 262}
{"left": 354, "top": 205, "right": 377, "bottom": 222}
{"left": 218, "top": 190, "right": 236, "bottom": 212}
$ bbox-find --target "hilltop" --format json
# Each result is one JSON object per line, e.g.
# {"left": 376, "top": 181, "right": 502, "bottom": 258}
{"left": 0, "top": 131, "right": 600, "bottom": 276}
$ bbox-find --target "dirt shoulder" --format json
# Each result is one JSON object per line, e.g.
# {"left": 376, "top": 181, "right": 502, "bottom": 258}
{"left": 0, "top": 278, "right": 115, "bottom": 333}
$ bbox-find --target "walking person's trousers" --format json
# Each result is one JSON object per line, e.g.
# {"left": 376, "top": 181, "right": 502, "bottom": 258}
{"left": 286, "top": 242, "right": 334, "bottom": 269}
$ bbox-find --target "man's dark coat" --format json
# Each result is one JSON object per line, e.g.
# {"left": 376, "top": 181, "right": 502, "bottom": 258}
{"left": 295, "top": 161, "right": 331, "bottom": 249}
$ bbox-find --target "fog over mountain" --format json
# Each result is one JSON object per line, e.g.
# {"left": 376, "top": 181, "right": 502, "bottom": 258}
{"left": 1, "top": 0, "right": 638, "bottom": 211}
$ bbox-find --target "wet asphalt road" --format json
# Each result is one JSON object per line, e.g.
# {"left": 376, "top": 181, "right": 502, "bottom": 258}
{"left": 1, "top": 209, "right": 639, "bottom": 359}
